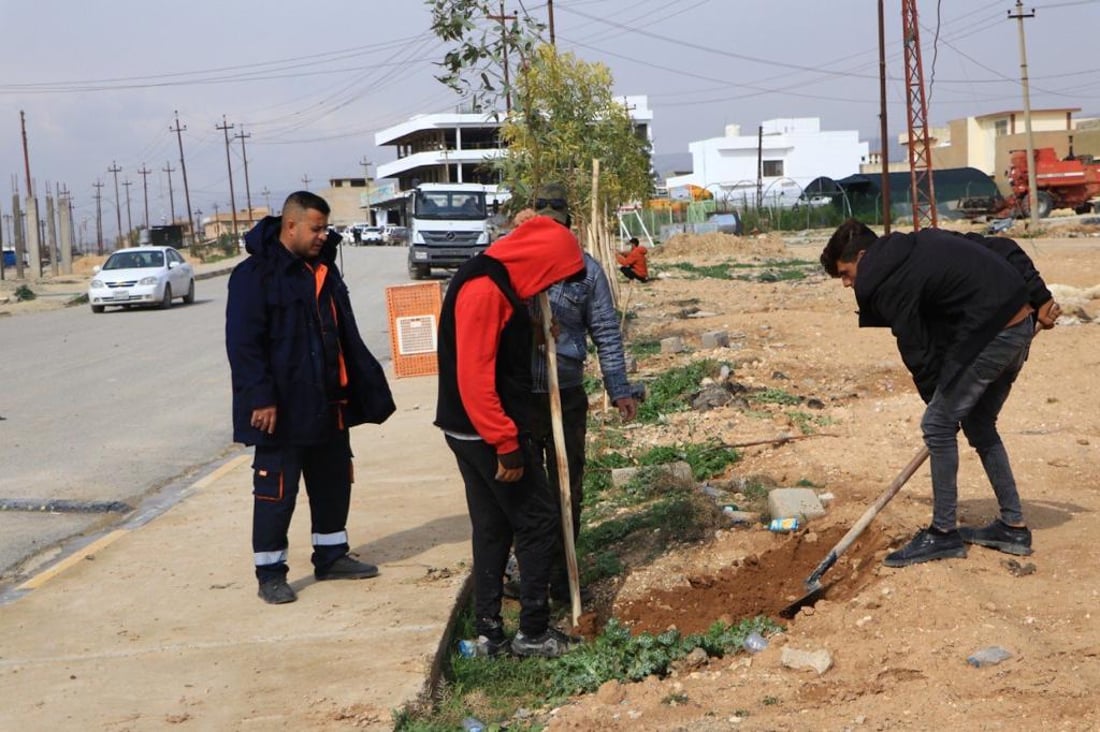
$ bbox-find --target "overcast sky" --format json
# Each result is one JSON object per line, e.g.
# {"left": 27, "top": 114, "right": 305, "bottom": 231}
{"left": 1, "top": 0, "right": 1097, "bottom": 236}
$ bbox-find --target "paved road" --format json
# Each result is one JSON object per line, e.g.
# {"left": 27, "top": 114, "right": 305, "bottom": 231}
{"left": 0, "top": 246, "right": 408, "bottom": 586}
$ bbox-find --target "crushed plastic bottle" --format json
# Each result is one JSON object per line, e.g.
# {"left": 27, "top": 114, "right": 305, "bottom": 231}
{"left": 967, "top": 646, "right": 1012, "bottom": 667}
{"left": 743, "top": 631, "right": 768, "bottom": 654}
{"left": 769, "top": 517, "right": 799, "bottom": 532}
{"left": 457, "top": 639, "right": 478, "bottom": 658}
{"left": 462, "top": 717, "right": 486, "bottom": 732}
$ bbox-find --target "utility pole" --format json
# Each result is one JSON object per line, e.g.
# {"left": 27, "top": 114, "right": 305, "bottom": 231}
{"left": 137, "top": 164, "right": 151, "bottom": 229}
{"left": 877, "top": 0, "right": 891, "bottom": 233}
{"left": 216, "top": 115, "right": 239, "bottom": 236}
{"left": 19, "top": 111, "right": 34, "bottom": 278}
{"left": 487, "top": 2, "right": 517, "bottom": 113}
{"left": 93, "top": 179, "right": 105, "bottom": 255}
{"left": 359, "top": 157, "right": 373, "bottom": 181}
{"left": 170, "top": 112, "right": 195, "bottom": 245}
{"left": 301, "top": 174, "right": 312, "bottom": 188}
{"left": 108, "top": 161, "right": 123, "bottom": 248}
{"left": 122, "top": 179, "right": 133, "bottom": 241}
{"left": 547, "top": 0, "right": 555, "bottom": 45}
{"left": 755, "top": 126, "right": 763, "bottom": 210}
{"left": 163, "top": 162, "right": 177, "bottom": 225}
{"left": 233, "top": 125, "right": 254, "bottom": 226}
{"left": 901, "top": 0, "right": 937, "bottom": 230}
{"left": 195, "top": 208, "right": 203, "bottom": 241}
{"left": 1010, "top": 1, "right": 1039, "bottom": 229}
{"left": 261, "top": 186, "right": 271, "bottom": 214}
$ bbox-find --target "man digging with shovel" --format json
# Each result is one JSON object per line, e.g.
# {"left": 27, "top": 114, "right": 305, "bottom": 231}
{"left": 820, "top": 220, "right": 1060, "bottom": 567}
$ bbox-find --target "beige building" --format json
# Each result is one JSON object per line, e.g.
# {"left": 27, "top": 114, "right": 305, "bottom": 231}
{"left": 317, "top": 177, "right": 373, "bottom": 227}
{"left": 199, "top": 207, "right": 268, "bottom": 241}
{"left": 868, "top": 108, "right": 1100, "bottom": 193}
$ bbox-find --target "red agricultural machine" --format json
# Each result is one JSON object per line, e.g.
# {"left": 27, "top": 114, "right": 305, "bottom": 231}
{"left": 959, "top": 144, "right": 1100, "bottom": 220}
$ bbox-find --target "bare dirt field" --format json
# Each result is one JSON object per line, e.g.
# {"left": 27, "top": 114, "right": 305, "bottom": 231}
{"left": 547, "top": 224, "right": 1100, "bottom": 731}
{"left": 4, "top": 225, "right": 1099, "bottom": 730}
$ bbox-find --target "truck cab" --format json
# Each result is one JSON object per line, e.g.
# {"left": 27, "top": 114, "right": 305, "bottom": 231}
{"left": 406, "top": 183, "right": 494, "bottom": 279}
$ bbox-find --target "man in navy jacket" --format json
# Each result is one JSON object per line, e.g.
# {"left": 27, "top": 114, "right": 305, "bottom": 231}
{"left": 226, "top": 191, "right": 395, "bottom": 604}
{"left": 821, "top": 220, "right": 1060, "bottom": 568}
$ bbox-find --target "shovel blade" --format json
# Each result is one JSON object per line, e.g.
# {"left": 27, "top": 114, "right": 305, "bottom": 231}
{"left": 778, "top": 581, "right": 826, "bottom": 619}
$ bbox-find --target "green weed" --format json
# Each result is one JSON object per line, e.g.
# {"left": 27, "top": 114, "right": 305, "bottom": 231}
{"left": 637, "top": 359, "right": 717, "bottom": 423}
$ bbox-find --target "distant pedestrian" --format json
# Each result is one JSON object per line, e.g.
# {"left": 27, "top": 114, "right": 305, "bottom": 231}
{"left": 820, "top": 220, "right": 1060, "bottom": 567}
{"left": 226, "top": 191, "right": 395, "bottom": 605}
{"left": 617, "top": 237, "right": 649, "bottom": 282}
{"left": 435, "top": 190, "right": 585, "bottom": 658}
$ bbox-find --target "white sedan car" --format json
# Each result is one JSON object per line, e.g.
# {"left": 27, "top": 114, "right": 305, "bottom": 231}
{"left": 88, "top": 246, "right": 195, "bottom": 313}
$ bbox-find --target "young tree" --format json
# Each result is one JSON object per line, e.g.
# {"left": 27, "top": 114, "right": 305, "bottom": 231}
{"left": 498, "top": 44, "right": 652, "bottom": 231}
{"left": 426, "top": 0, "right": 545, "bottom": 113}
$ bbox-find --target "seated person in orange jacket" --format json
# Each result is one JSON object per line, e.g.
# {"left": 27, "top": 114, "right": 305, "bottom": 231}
{"left": 616, "top": 237, "right": 649, "bottom": 282}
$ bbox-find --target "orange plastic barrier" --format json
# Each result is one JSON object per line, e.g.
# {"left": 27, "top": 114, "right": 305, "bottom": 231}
{"left": 385, "top": 282, "right": 443, "bottom": 378}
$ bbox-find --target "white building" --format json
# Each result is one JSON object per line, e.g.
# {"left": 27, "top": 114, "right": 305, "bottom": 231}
{"left": 666, "top": 118, "right": 868, "bottom": 207}
{"left": 373, "top": 95, "right": 654, "bottom": 192}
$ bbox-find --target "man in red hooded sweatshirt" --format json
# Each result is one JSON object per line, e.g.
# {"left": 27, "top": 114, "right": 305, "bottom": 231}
{"left": 435, "top": 185, "right": 584, "bottom": 658}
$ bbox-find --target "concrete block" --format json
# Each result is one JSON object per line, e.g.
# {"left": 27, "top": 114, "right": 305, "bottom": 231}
{"left": 701, "top": 330, "right": 730, "bottom": 349}
{"left": 767, "top": 487, "right": 827, "bottom": 522}
{"left": 611, "top": 460, "right": 693, "bottom": 488}
{"left": 660, "top": 336, "right": 685, "bottom": 354}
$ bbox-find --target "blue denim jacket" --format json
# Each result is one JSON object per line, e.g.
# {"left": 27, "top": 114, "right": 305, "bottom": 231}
{"left": 530, "top": 253, "right": 631, "bottom": 400}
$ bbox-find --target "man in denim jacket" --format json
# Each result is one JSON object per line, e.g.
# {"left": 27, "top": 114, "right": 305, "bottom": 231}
{"left": 521, "top": 186, "right": 637, "bottom": 604}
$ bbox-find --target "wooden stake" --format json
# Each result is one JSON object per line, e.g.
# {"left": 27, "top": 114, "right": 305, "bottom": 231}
{"left": 538, "top": 291, "right": 581, "bottom": 628}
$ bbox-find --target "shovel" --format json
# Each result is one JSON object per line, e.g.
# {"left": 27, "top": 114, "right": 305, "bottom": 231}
{"left": 779, "top": 445, "right": 930, "bottom": 619}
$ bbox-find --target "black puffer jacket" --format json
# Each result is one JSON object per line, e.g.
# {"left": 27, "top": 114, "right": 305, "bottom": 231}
{"left": 854, "top": 228, "right": 1030, "bottom": 402}
{"left": 226, "top": 216, "right": 395, "bottom": 446}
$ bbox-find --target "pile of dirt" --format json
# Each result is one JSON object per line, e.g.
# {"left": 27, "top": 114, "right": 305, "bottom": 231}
{"left": 655, "top": 231, "right": 790, "bottom": 261}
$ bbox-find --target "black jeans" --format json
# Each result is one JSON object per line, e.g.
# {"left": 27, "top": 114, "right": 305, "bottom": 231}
{"left": 445, "top": 435, "right": 559, "bottom": 637}
{"left": 251, "top": 430, "right": 353, "bottom": 582}
{"left": 921, "top": 317, "right": 1033, "bottom": 530}
{"left": 620, "top": 266, "right": 648, "bottom": 283}
{"left": 529, "top": 386, "right": 589, "bottom": 599}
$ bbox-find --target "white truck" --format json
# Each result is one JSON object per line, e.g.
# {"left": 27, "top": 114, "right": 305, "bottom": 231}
{"left": 406, "top": 182, "right": 497, "bottom": 280}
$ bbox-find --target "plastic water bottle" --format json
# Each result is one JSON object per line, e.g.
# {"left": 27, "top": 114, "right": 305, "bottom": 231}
{"left": 457, "top": 639, "right": 478, "bottom": 658}
{"left": 462, "top": 717, "right": 486, "bottom": 732}
{"left": 743, "top": 631, "right": 768, "bottom": 653}
{"left": 967, "top": 646, "right": 1012, "bottom": 667}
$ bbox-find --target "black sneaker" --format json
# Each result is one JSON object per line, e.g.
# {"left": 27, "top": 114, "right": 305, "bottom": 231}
{"left": 959, "top": 520, "right": 1033, "bottom": 556}
{"left": 258, "top": 578, "right": 297, "bottom": 604}
{"left": 511, "top": 627, "right": 582, "bottom": 658}
{"left": 314, "top": 554, "right": 380, "bottom": 581}
{"left": 883, "top": 527, "right": 967, "bottom": 568}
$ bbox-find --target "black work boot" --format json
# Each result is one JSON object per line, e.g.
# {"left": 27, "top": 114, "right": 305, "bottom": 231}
{"left": 883, "top": 527, "right": 967, "bottom": 568}
{"left": 314, "top": 554, "right": 380, "bottom": 581}
{"left": 959, "top": 520, "right": 1033, "bottom": 556}
{"left": 258, "top": 577, "right": 297, "bottom": 604}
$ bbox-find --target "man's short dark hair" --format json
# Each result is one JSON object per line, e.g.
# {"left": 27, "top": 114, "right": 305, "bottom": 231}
{"left": 820, "top": 218, "right": 878, "bottom": 276}
{"left": 283, "top": 190, "right": 330, "bottom": 217}
{"left": 629, "top": 237, "right": 639, "bottom": 245}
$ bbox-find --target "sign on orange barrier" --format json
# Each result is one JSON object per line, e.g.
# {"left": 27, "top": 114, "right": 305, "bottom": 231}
{"left": 385, "top": 282, "right": 443, "bottom": 378}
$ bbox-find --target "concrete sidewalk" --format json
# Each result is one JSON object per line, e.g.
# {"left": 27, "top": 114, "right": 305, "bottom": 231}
{"left": 0, "top": 374, "right": 472, "bottom": 731}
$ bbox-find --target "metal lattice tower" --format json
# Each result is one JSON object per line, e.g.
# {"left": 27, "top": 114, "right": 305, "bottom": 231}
{"left": 901, "top": 0, "right": 937, "bottom": 230}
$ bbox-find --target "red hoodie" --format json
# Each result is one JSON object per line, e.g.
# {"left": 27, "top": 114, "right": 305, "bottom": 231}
{"left": 453, "top": 215, "right": 583, "bottom": 455}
